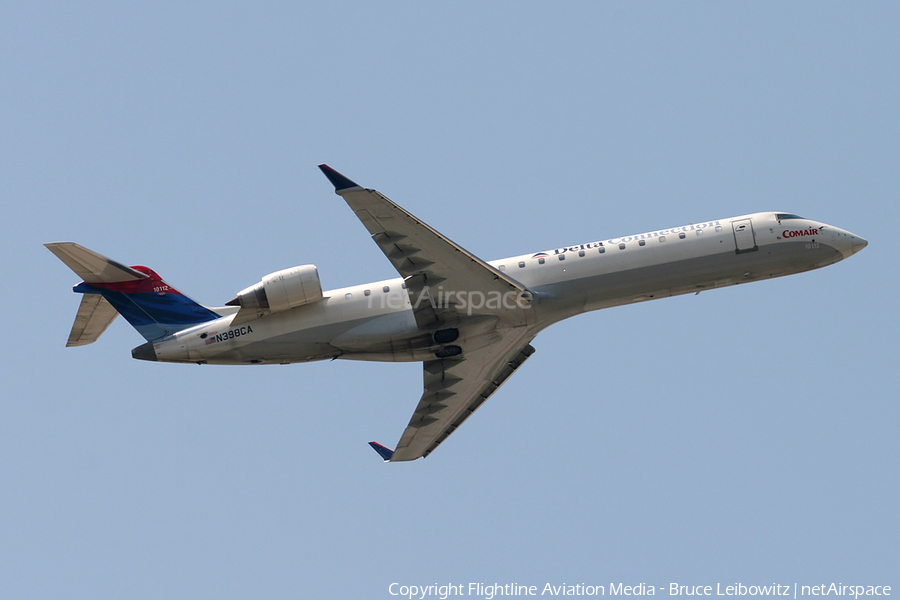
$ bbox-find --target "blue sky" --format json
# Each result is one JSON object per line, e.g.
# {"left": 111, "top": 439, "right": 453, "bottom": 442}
{"left": 1, "top": 3, "right": 897, "bottom": 599}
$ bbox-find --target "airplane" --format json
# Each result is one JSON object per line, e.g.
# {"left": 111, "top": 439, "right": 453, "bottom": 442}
{"left": 46, "top": 165, "right": 868, "bottom": 462}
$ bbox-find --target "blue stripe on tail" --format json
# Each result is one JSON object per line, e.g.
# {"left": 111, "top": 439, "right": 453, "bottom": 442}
{"left": 74, "top": 282, "right": 220, "bottom": 342}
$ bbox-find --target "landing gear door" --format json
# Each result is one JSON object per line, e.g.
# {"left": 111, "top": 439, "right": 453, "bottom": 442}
{"left": 732, "top": 219, "right": 758, "bottom": 254}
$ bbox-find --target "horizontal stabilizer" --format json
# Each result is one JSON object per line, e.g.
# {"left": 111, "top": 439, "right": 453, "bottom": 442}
{"left": 45, "top": 242, "right": 148, "bottom": 283}
{"left": 368, "top": 441, "right": 395, "bottom": 462}
{"left": 67, "top": 294, "right": 119, "bottom": 346}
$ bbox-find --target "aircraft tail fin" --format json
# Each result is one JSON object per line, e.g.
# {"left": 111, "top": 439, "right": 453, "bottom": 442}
{"left": 46, "top": 242, "right": 221, "bottom": 343}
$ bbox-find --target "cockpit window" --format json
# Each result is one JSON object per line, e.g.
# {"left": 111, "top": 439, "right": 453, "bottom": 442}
{"left": 776, "top": 213, "right": 804, "bottom": 220}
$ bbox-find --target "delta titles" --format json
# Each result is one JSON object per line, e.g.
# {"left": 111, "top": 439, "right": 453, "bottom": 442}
{"left": 550, "top": 221, "right": 722, "bottom": 255}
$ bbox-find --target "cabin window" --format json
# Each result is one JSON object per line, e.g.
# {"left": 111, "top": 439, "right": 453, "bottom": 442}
{"left": 518, "top": 261, "right": 525, "bottom": 268}
{"left": 638, "top": 240, "right": 646, "bottom": 246}
{"left": 599, "top": 247, "right": 606, "bottom": 254}
{"left": 401, "top": 283, "right": 407, "bottom": 289}
{"left": 679, "top": 232, "right": 686, "bottom": 239}
{"left": 499, "top": 265, "right": 506, "bottom": 271}
{"left": 538, "top": 257, "right": 545, "bottom": 264}
{"left": 345, "top": 293, "right": 352, "bottom": 300}
{"left": 618, "top": 243, "right": 626, "bottom": 250}
{"left": 364, "top": 289, "right": 371, "bottom": 296}
{"left": 578, "top": 250, "right": 585, "bottom": 257}
{"left": 715, "top": 226, "right": 722, "bottom": 232}
{"left": 558, "top": 254, "right": 565, "bottom": 261}
{"left": 383, "top": 286, "right": 390, "bottom": 293}
{"left": 696, "top": 230, "right": 703, "bottom": 236}
{"left": 659, "top": 236, "right": 666, "bottom": 242}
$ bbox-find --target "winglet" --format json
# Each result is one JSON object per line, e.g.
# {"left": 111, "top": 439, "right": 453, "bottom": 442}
{"left": 368, "top": 441, "right": 394, "bottom": 462}
{"left": 318, "top": 164, "right": 362, "bottom": 192}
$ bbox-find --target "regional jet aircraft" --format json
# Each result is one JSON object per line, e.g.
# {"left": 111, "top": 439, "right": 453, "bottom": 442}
{"left": 46, "top": 165, "right": 868, "bottom": 462}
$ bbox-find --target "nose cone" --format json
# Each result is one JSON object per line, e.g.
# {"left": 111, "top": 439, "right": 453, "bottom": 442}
{"left": 839, "top": 230, "right": 868, "bottom": 259}
{"left": 131, "top": 341, "right": 157, "bottom": 361}
{"left": 821, "top": 222, "right": 867, "bottom": 260}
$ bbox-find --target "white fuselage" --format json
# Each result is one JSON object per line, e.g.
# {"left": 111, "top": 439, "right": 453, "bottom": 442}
{"left": 146, "top": 212, "right": 866, "bottom": 365}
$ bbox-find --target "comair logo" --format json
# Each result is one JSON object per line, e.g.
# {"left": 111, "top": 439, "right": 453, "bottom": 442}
{"left": 783, "top": 228, "right": 819, "bottom": 238}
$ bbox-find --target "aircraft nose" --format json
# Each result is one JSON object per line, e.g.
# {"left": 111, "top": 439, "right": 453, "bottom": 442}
{"left": 834, "top": 229, "right": 867, "bottom": 259}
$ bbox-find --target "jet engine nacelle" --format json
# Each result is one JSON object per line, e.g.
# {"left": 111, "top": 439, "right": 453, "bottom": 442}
{"left": 228, "top": 265, "right": 323, "bottom": 313}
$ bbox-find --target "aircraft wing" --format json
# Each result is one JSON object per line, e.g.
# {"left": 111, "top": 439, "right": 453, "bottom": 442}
{"left": 319, "top": 165, "right": 532, "bottom": 329}
{"left": 389, "top": 327, "right": 536, "bottom": 461}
